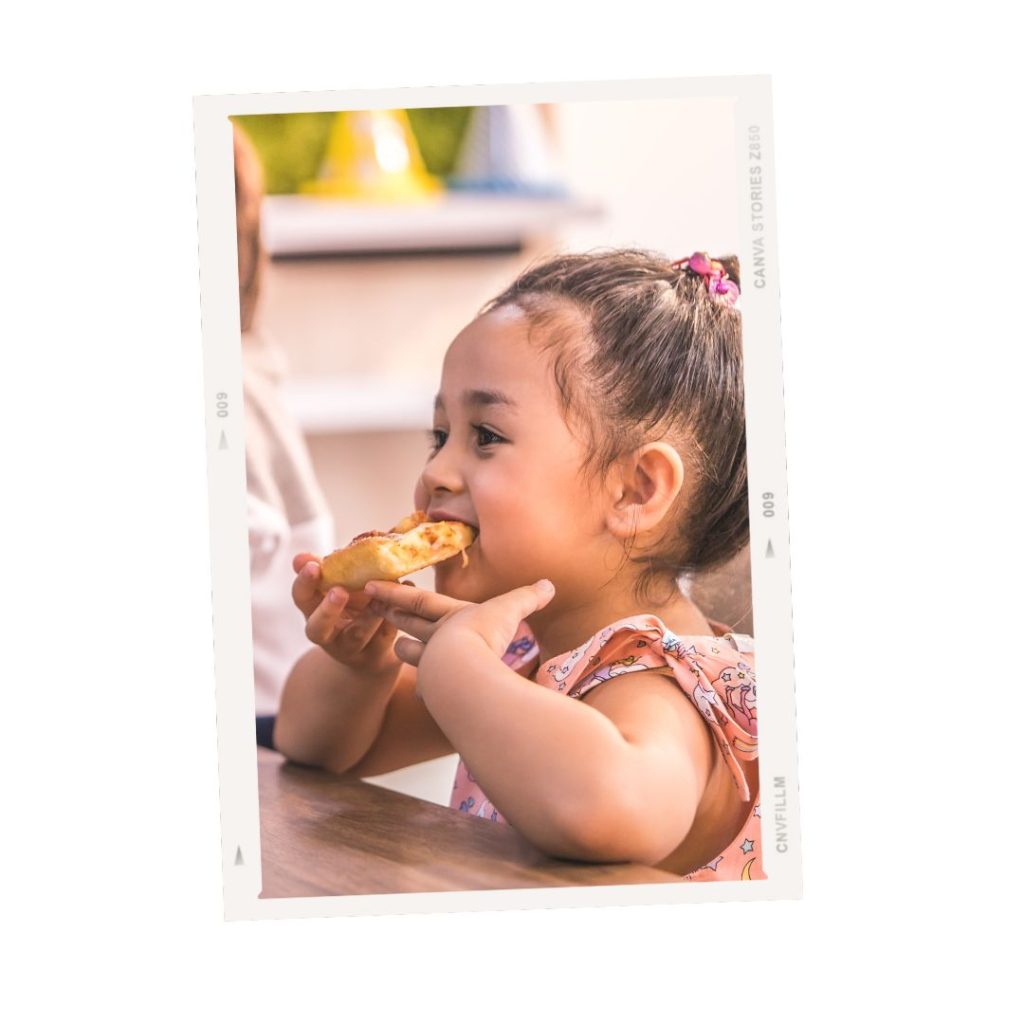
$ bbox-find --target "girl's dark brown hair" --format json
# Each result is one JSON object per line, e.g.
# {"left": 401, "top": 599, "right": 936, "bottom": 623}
{"left": 478, "top": 247, "right": 748, "bottom": 603}
{"left": 232, "top": 123, "right": 264, "bottom": 333}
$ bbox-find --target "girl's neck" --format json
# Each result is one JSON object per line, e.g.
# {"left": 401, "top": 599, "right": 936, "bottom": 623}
{"left": 527, "top": 581, "right": 713, "bottom": 667}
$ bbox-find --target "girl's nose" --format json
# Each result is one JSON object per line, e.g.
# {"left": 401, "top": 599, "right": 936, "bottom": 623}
{"left": 420, "top": 441, "right": 464, "bottom": 497}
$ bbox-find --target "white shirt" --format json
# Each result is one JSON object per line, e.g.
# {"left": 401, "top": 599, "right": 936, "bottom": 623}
{"left": 243, "top": 325, "right": 335, "bottom": 716}
{"left": 248, "top": 494, "right": 333, "bottom": 715}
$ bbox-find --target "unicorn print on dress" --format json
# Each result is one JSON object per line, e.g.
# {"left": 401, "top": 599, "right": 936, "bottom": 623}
{"left": 457, "top": 793, "right": 499, "bottom": 821}
{"left": 697, "top": 855, "right": 724, "bottom": 873}
{"left": 689, "top": 677, "right": 721, "bottom": 723}
{"left": 566, "top": 655, "right": 652, "bottom": 697}
{"left": 504, "top": 635, "right": 536, "bottom": 660}
{"left": 723, "top": 669, "right": 757, "bottom": 734}
{"left": 546, "top": 641, "right": 591, "bottom": 690}
{"left": 661, "top": 632, "right": 698, "bottom": 661}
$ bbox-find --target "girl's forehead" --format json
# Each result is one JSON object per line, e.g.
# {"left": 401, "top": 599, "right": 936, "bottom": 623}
{"left": 451, "top": 306, "right": 530, "bottom": 353}
{"left": 440, "top": 309, "right": 548, "bottom": 396}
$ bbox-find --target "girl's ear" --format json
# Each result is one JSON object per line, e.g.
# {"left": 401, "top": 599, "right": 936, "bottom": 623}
{"left": 606, "top": 443, "right": 686, "bottom": 540}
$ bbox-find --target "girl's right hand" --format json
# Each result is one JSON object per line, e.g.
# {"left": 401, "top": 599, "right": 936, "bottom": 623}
{"left": 290, "top": 553, "right": 401, "bottom": 676}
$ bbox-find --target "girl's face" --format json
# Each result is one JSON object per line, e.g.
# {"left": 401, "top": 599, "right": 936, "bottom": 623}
{"left": 416, "top": 306, "right": 613, "bottom": 605}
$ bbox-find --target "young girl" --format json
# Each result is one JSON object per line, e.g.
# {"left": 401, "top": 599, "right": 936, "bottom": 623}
{"left": 274, "top": 248, "right": 763, "bottom": 882}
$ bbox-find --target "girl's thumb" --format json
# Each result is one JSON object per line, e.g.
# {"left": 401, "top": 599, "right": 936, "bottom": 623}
{"left": 502, "top": 579, "right": 556, "bottom": 616}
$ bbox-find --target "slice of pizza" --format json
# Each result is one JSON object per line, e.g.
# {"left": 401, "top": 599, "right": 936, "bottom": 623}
{"left": 318, "top": 511, "right": 477, "bottom": 593}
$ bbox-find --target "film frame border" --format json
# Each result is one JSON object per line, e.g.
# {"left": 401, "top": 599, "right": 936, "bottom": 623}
{"left": 193, "top": 74, "right": 802, "bottom": 921}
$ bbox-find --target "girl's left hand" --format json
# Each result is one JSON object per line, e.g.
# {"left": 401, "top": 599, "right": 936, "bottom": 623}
{"left": 364, "top": 578, "right": 556, "bottom": 667}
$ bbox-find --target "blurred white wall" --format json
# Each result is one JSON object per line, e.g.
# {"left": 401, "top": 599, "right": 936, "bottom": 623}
{"left": 550, "top": 97, "right": 739, "bottom": 257}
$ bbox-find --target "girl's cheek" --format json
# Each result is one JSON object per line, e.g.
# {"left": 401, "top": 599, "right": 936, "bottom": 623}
{"left": 413, "top": 477, "right": 428, "bottom": 510}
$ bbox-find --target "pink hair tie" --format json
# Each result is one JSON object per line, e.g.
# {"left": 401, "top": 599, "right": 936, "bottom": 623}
{"left": 671, "top": 252, "right": 740, "bottom": 307}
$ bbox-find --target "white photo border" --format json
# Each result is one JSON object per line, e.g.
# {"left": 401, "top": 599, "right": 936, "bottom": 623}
{"left": 193, "top": 75, "right": 802, "bottom": 920}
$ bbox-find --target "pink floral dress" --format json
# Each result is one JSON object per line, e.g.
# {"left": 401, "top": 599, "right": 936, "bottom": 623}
{"left": 449, "top": 615, "right": 765, "bottom": 882}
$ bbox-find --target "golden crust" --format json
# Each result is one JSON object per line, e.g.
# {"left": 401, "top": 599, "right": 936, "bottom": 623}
{"left": 318, "top": 512, "right": 477, "bottom": 592}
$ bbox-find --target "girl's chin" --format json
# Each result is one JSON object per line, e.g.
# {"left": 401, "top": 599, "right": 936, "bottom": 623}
{"left": 433, "top": 562, "right": 476, "bottom": 599}
{"left": 434, "top": 560, "right": 500, "bottom": 603}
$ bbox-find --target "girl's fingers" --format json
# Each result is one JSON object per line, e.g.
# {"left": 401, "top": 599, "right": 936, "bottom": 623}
{"left": 292, "top": 551, "right": 319, "bottom": 574}
{"left": 304, "top": 586, "right": 350, "bottom": 645}
{"left": 333, "top": 607, "right": 392, "bottom": 655}
{"left": 363, "top": 580, "right": 467, "bottom": 623}
{"left": 359, "top": 617, "right": 398, "bottom": 659}
{"left": 487, "top": 580, "right": 556, "bottom": 625}
{"left": 394, "top": 635, "right": 425, "bottom": 667}
{"left": 363, "top": 580, "right": 439, "bottom": 616}
{"left": 292, "top": 557, "right": 326, "bottom": 619}
{"left": 439, "top": 580, "right": 554, "bottom": 657}
{"left": 366, "top": 599, "right": 441, "bottom": 643}
{"left": 304, "top": 588, "right": 396, "bottom": 658}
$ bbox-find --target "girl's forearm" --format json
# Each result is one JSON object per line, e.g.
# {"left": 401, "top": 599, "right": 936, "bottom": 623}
{"left": 273, "top": 647, "right": 401, "bottom": 772}
{"left": 417, "top": 631, "right": 659, "bottom": 862}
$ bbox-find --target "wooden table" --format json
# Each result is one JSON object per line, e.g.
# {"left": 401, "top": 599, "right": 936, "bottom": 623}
{"left": 258, "top": 747, "right": 681, "bottom": 897}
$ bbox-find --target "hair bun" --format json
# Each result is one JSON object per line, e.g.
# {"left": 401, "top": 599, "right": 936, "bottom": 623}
{"left": 671, "top": 252, "right": 741, "bottom": 305}
{"left": 714, "top": 254, "right": 740, "bottom": 294}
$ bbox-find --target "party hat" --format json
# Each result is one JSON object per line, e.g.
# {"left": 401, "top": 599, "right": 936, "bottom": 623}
{"left": 447, "top": 105, "right": 567, "bottom": 197}
{"left": 300, "top": 109, "right": 442, "bottom": 202}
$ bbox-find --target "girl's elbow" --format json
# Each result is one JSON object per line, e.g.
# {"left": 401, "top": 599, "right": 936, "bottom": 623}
{"left": 272, "top": 711, "right": 345, "bottom": 773}
{"left": 550, "top": 791, "right": 692, "bottom": 866}
{"left": 565, "top": 822, "right": 680, "bottom": 867}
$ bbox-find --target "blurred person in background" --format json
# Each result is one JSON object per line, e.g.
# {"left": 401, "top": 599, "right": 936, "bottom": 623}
{"left": 233, "top": 123, "right": 335, "bottom": 746}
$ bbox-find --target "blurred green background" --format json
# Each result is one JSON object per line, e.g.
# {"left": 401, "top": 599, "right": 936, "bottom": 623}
{"left": 232, "top": 108, "right": 474, "bottom": 194}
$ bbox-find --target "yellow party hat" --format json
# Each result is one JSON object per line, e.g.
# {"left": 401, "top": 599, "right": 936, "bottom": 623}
{"left": 300, "top": 109, "right": 442, "bottom": 202}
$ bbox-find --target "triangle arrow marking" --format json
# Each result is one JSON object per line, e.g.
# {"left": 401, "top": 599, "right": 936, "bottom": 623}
{"left": 219, "top": 431, "right": 228, "bottom": 451}
{"left": 234, "top": 846, "right": 244, "bottom": 866}
{"left": 766, "top": 540, "right": 775, "bottom": 558}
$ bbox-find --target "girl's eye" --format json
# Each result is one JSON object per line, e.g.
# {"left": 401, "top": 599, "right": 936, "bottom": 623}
{"left": 473, "top": 424, "right": 505, "bottom": 448}
{"left": 426, "top": 425, "right": 505, "bottom": 455}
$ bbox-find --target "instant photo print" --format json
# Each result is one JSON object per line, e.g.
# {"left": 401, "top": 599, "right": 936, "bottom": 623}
{"left": 194, "top": 76, "right": 802, "bottom": 920}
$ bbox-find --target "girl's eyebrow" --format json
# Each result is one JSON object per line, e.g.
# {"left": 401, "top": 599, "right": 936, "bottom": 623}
{"left": 433, "top": 389, "right": 518, "bottom": 412}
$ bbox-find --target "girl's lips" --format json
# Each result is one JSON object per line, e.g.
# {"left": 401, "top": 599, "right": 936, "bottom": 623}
{"left": 427, "top": 510, "right": 478, "bottom": 532}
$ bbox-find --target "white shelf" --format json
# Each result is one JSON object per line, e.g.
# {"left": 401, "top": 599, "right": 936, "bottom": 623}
{"left": 281, "top": 375, "right": 435, "bottom": 434}
{"left": 262, "top": 192, "right": 603, "bottom": 257}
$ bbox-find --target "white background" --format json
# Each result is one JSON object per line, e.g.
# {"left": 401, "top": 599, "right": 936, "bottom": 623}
{"left": 3, "top": 2, "right": 1020, "bottom": 1020}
